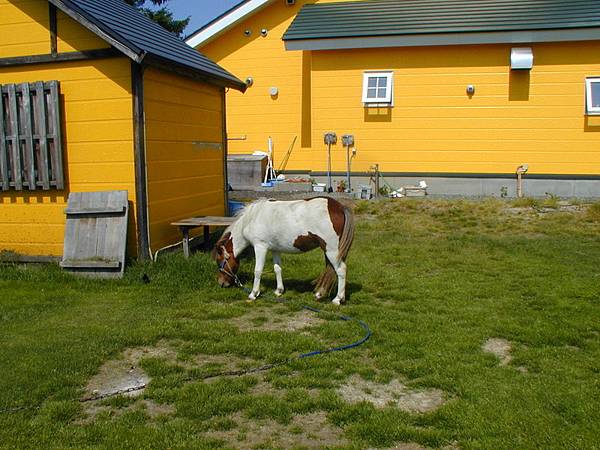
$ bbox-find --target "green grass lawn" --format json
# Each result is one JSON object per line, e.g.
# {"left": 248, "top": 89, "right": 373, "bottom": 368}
{"left": 1, "top": 198, "right": 600, "bottom": 449}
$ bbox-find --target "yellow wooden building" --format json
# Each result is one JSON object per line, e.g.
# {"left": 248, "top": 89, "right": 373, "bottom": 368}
{"left": 0, "top": 0, "right": 246, "bottom": 260}
{"left": 188, "top": 0, "right": 600, "bottom": 197}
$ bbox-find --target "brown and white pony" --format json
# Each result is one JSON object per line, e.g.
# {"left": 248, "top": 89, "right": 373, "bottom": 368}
{"left": 212, "top": 197, "right": 354, "bottom": 305}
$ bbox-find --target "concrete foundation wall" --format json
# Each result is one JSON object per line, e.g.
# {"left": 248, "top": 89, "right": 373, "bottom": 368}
{"left": 307, "top": 174, "right": 600, "bottom": 198}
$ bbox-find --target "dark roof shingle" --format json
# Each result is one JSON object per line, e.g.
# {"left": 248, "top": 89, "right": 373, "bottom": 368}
{"left": 283, "top": 0, "right": 600, "bottom": 41}
{"left": 50, "top": 0, "right": 246, "bottom": 91}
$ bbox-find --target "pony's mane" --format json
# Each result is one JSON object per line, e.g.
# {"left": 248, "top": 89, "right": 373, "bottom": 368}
{"left": 224, "top": 198, "right": 271, "bottom": 234}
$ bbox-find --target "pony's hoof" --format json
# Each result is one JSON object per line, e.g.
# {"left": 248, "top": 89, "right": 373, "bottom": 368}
{"left": 331, "top": 297, "right": 343, "bottom": 306}
{"left": 274, "top": 289, "right": 284, "bottom": 297}
{"left": 248, "top": 291, "right": 260, "bottom": 301}
{"left": 314, "top": 292, "right": 323, "bottom": 301}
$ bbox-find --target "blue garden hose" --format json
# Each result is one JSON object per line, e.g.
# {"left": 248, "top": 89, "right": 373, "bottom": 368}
{"left": 298, "top": 305, "right": 372, "bottom": 358}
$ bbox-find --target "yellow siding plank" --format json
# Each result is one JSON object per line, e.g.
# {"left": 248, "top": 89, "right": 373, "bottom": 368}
{"left": 56, "top": 11, "right": 109, "bottom": 52}
{"left": 0, "top": 0, "right": 49, "bottom": 57}
{"left": 0, "top": 57, "right": 135, "bottom": 257}
{"left": 200, "top": 4, "right": 600, "bottom": 176}
{"left": 144, "top": 68, "right": 225, "bottom": 252}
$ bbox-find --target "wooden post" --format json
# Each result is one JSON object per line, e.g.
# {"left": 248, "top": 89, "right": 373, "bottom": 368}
{"left": 204, "top": 225, "right": 210, "bottom": 251}
{"left": 49, "top": 4, "right": 57, "bottom": 57}
{"left": 180, "top": 226, "right": 190, "bottom": 258}
{"left": 221, "top": 88, "right": 229, "bottom": 216}
{"left": 131, "top": 62, "right": 150, "bottom": 260}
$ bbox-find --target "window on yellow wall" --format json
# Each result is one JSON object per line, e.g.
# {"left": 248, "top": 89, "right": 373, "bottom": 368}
{"left": 362, "top": 71, "right": 393, "bottom": 107}
{"left": 585, "top": 77, "right": 600, "bottom": 115}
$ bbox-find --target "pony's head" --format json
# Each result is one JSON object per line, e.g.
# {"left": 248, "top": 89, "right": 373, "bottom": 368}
{"left": 211, "top": 232, "right": 239, "bottom": 288}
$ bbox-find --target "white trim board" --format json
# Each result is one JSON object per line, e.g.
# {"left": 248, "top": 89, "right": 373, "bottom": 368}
{"left": 284, "top": 28, "right": 600, "bottom": 51}
{"left": 186, "top": 0, "right": 274, "bottom": 48}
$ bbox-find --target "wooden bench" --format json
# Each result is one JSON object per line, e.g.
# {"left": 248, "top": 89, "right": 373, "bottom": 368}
{"left": 171, "top": 216, "right": 236, "bottom": 258}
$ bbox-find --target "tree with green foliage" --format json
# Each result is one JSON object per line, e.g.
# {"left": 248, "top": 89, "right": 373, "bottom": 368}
{"left": 125, "top": 0, "right": 190, "bottom": 37}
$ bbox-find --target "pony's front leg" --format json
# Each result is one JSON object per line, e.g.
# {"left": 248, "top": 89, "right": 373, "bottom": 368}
{"left": 249, "top": 245, "right": 268, "bottom": 300}
{"left": 272, "top": 252, "right": 284, "bottom": 296}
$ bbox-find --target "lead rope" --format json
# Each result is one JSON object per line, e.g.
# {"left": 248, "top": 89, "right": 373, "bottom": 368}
{"left": 1, "top": 268, "right": 372, "bottom": 413}
{"left": 219, "top": 260, "right": 372, "bottom": 357}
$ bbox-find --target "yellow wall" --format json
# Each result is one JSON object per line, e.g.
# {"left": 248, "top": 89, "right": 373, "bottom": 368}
{"left": 0, "top": 1, "right": 135, "bottom": 257}
{"left": 1, "top": 0, "right": 51, "bottom": 57}
{"left": 311, "top": 42, "right": 600, "bottom": 175}
{"left": 201, "top": 0, "right": 339, "bottom": 170}
{"left": 200, "top": 1, "right": 600, "bottom": 176}
{"left": 144, "top": 67, "right": 225, "bottom": 253}
{"left": 0, "top": 1, "right": 109, "bottom": 58}
{"left": 56, "top": 10, "right": 110, "bottom": 53}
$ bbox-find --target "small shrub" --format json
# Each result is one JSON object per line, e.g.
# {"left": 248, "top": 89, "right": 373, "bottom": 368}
{"left": 511, "top": 197, "right": 538, "bottom": 208}
{"left": 541, "top": 193, "right": 560, "bottom": 209}
{"left": 586, "top": 202, "right": 600, "bottom": 222}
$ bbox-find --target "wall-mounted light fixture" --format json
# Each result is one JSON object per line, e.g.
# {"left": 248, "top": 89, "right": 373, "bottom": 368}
{"left": 243, "top": 29, "right": 251, "bottom": 37}
{"left": 260, "top": 28, "right": 268, "bottom": 37}
{"left": 511, "top": 48, "right": 533, "bottom": 70}
{"left": 269, "top": 87, "right": 279, "bottom": 97}
{"left": 245, "top": 77, "right": 254, "bottom": 87}
{"left": 466, "top": 84, "right": 475, "bottom": 95}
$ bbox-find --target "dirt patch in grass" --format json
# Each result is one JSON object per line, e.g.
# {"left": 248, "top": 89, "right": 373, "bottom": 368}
{"left": 338, "top": 375, "right": 446, "bottom": 413}
{"left": 205, "top": 411, "right": 348, "bottom": 449}
{"left": 369, "top": 444, "right": 428, "bottom": 450}
{"left": 81, "top": 341, "right": 181, "bottom": 418}
{"left": 230, "top": 307, "right": 324, "bottom": 333}
{"left": 482, "top": 338, "right": 512, "bottom": 366}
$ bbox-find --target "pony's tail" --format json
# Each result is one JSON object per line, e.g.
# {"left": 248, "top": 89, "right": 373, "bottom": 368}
{"left": 314, "top": 205, "right": 355, "bottom": 296}
{"left": 337, "top": 206, "right": 355, "bottom": 263}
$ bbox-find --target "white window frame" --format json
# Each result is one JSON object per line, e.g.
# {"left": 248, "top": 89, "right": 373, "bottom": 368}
{"left": 362, "top": 71, "right": 394, "bottom": 107}
{"left": 585, "top": 77, "right": 600, "bottom": 115}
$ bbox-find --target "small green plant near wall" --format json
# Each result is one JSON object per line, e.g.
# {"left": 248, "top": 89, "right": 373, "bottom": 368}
{"left": 511, "top": 197, "right": 538, "bottom": 208}
{"left": 586, "top": 201, "right": 600, "bottom": 221}
{"left": 500, "top": 186, "right": 508, "bottom": 198}
{"left": 378, "top": 185, "right": 390, "bottom": 197}
{"left": 542, "top": 193, "right": 560, "bottom": 209}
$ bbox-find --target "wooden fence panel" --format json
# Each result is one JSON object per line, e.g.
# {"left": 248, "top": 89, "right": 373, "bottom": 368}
{"left": 0, "top": 81, "right": 63, "bottom": 191}
{"left": 35, "top": 81, "right": 50, "bottom": 190}
{"left": 0, "top": 92, "right": 8, "bottom": 191}
{"left": 6, "top": 84, "right": 22, "bottom": 190}
{"left": 48, "top": 81, "right": 63, "bottom": 189}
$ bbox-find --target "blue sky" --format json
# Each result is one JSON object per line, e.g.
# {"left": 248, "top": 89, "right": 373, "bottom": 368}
{"left": 163, "top": 0, "right": 243, "bottom": 37}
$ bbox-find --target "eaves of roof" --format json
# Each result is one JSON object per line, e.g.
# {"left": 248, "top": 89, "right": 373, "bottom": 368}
{"left": 185, "top": 0, "right": 275, "bottom": 48}
{"left": 283, "top": 0, "right": 600, "bottom": 42}
{"left": 49, "top": 0, "right": 247, "bottom": 91}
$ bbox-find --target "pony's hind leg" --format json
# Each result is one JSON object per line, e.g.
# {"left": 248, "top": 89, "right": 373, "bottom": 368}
{"left": 249, "top": 245, "right": 268, "bottom": 300}
{"left": 331, "top": 260, "right": 347, "bottom": 305}
{"left": 272, "top": 251, "right": 284, "bottom": 296}
{"left": 314, "top": 250, "right": 342, "bottom": 302}
{"left": 324, "top": 250, "right": 346, "bottom": 305}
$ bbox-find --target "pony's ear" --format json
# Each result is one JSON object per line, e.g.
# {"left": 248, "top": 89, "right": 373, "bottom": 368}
{"left": 216, "top": 232, "right": 231, "bottom": 247}
{"left": 212, "top": 232, "right": 231, "bottom": 260}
